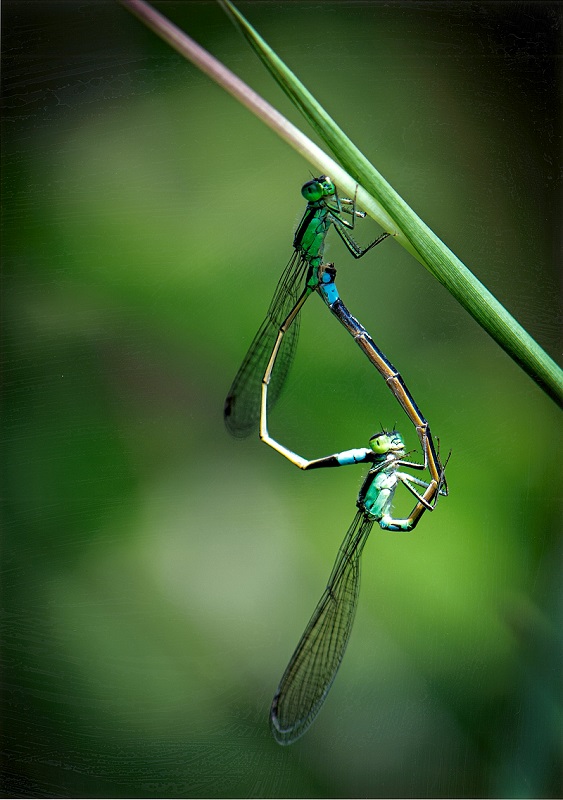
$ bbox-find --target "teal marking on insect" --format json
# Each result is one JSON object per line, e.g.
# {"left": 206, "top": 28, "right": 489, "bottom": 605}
{"left": 224, "top": 176, "right": 388, "bottom": 439}
{"left": 319, "top": 267, "right": 339, "bottom": 304}
{"left": 336, "top": 448, "right": 369, "bottom": 465}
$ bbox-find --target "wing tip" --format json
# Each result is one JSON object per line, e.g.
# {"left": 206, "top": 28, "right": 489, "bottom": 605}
{"left": 269, "top": 694, "right": 310, "bottom": 746}
{"left": 223, "top": 396, "right": 256, "bottom": 438}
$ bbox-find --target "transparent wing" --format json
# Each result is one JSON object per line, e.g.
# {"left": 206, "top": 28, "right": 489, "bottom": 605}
{"left": 270, "top": 511, "right": 374, "bottom": 745}
{"left": 224, "top": 251, "right": 309, "bottom": 438}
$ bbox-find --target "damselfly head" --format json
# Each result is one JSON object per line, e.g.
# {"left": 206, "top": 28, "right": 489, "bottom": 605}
{"left": 301, "top": 176, "right": 335, "bottom": 202}
{"left": 369, "top": 430, "right": 405, "bottom": 455}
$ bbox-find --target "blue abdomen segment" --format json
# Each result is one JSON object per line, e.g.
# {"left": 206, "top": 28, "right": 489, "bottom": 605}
{"left": 336, "top": 448, "right": 370, "bottom": 466}
{"left": 319, "top": 274, "right": 340, "bottom": 306}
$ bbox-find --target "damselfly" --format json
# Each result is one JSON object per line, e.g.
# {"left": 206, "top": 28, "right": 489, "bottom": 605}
{"left": 225, "top": 176, "right": 445, "bottom": 486}
{"left": 224, "top": 176, "right": 387, "bottom": 438}
{"left": 260, "top": 375, "right": 448, "bottom": 743}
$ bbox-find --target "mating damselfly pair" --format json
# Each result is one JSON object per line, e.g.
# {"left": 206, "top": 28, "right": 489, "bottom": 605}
{"left": 224, "top": 175, "right": 448, "bottom": 744}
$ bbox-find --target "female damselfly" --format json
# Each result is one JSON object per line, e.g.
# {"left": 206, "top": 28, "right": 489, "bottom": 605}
{"left": 260, "top": 369, "right": 448, "bottom": 744}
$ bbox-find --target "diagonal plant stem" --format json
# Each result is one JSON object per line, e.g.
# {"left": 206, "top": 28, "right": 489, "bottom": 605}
{"left": 120, "top": 0, "right": 562, "bottom": 408}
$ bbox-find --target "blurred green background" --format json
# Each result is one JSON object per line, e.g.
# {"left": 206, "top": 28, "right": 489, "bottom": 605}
{"left": 2, "top": 2, "right": 561, "bottom": 797}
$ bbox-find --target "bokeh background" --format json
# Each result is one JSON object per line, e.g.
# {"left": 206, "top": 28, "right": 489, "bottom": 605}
{"left": 2, "top": 2, "right": 561, "bottom": 797}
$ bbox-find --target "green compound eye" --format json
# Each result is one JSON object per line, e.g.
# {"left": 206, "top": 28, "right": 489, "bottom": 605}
{"left": 369, "top": 434, "right": 388, "bottom": 454}
{"left": 301, "top": 180, "right": 323, "bottom": 202}
{"left": 368, "top": 431, "right": 405, "bottom": 454}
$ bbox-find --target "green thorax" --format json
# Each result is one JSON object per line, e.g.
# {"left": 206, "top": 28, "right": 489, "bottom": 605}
{"left": 361, "top": 458, "right": 399, "bottom": 520}
{"left": 293, "top": 201, "right": 332, "bottom": 265}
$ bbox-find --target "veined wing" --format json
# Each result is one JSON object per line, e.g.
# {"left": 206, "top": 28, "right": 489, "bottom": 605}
{"left": 224, "top": 251, "right": 309, "bottom": 438}
{"left": 270, "top": 511, "right": 374, "bottom": 745}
